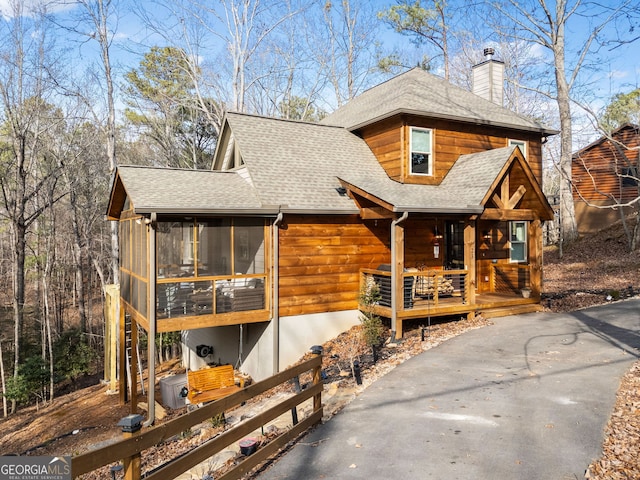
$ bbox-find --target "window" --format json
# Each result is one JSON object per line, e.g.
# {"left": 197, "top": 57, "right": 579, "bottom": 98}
{"left": 621, "top": 167, "right": 638, "bottom": 187}
{"left": 156, "top": 218, "right": 265, "bottom": 278}
{"left": 509, "top": 139, "right": 527, "bottom": 158}
{"left": 410, "top": 127, "right": 433, "bottom": 175}
{"left": 510, "top": 221, "right": 527, "bottom": 262}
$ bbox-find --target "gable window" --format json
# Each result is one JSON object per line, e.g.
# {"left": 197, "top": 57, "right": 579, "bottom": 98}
{"left": 509, "top": 221, "right": 527, "bottom": 262}
{"left": 410, "top": 127, "right": 433, "bottom": 175}
{"left": 509, "top": 139, "right": 527, "bottom": 158}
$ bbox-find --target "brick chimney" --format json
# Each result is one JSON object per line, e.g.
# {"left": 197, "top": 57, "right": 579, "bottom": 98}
{"left": 472, "top": 48, "right": 504, "bottom": 105}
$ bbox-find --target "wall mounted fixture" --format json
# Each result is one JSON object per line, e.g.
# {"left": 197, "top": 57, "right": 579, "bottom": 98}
{"left": 483, "top": 230, "right": 491, "bottom": 240}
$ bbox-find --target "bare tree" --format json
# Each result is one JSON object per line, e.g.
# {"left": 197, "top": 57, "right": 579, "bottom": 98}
{"left": 59, "top": 0, "right": 122, "bottom": 284}
{"left": 0, "top": 2, "right": 64, "bottom": 411}
{"left": 176, "top": 0, "right": 301, "bottom": 113}
{"left": 491, "top": 0, "right": 640, "bottom": 246}
{"left": 319, "top": 0, "right": 386, "bottom": 107}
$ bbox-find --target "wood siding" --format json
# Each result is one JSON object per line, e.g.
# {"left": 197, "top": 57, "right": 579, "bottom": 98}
{"left": 572, "top": 126, "right": 639, "bottom": 203}
{"left": 358, "top": 115, "right": 543, "bottom": 186}
{"left": 358, "top": 117, "right": 404, "bottom": 181}
{"left": 278, "top": 215, "right": 390, "bottom": 317}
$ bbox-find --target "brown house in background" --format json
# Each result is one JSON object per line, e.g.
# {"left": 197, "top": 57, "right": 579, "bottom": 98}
{"left": 572, "top": 123, "right": 640, "bottom": 233}
{"left": 107, "top": 59, "right": 557, "bottom": 394}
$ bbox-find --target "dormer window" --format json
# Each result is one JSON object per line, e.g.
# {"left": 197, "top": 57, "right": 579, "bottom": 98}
{"left": 410, "top": 127, "right": 433, "bottom": 176}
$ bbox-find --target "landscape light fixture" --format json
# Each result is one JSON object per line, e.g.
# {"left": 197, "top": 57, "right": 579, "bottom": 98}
{"left": 117, "top": 414, "right": 144, "bottom": 433}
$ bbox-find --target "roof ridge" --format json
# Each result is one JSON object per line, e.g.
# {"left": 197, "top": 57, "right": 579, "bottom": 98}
{"left": 225, "top": 110, "right": 345, "bottom": 129}
{"left": 118, "top": 164, "right": 237, "bottom": 174}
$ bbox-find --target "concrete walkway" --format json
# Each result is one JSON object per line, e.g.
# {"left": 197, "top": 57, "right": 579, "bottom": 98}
{"left": 255, "top": 299, "right": 640, "bottom": 480}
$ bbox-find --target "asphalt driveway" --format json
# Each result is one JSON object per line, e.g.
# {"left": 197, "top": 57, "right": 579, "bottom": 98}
{"left": 256, "top": 299, "right": 640, "bottom": 480}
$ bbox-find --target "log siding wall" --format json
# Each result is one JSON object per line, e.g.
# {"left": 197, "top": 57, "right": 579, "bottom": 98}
{"left": 278, "top": 214, "right": 390, "bottom": 317}
{"left": 572, "top": 126, "right": 639, "bottom": 204}
{"left": 359, "top": 116, "right": 543, "bottom": 186}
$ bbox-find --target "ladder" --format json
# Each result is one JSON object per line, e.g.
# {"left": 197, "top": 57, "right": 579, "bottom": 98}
{"left": 124, "top": 316, "right": 145, "bottom": 396}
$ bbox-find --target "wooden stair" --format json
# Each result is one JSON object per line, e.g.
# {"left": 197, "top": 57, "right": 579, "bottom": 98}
{"left": 479, "top": 303, "right": 543, "bottom": 319}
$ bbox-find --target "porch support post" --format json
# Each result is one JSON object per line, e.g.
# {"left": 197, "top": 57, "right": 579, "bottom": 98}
{"left": 464, "top": 220, "right": 476, "bottom": 317}
{"left": 143, "top": 213, "right": 157, "bottom": 427}
{"left": 118, "top": 303, "right": 127, "bottom": 405}
{"left": 529, "top": 219, "right": 542, "bottom": 299}
{"left": 129, "top": 317, "right": 138, "bottom": 414}
{"left": 391, "top": 212, "right": 408, "bottom": 340}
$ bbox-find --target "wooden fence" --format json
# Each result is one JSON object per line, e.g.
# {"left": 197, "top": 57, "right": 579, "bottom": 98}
{"left": 72, "top": 354, "right": 323, "bottom": 479}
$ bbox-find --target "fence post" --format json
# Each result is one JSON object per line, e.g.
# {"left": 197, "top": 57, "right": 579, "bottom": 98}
{"left": 310, "top": 346, "right": 323, "bottom": 412}
{"left": 290, "top": 376, "right": 301, "bottom": 425}
{"left": 117, "top": 414, "right": 144, "bottom": 480}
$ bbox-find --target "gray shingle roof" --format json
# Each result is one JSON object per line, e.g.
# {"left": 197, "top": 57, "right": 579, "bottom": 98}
{"left": 113, "top": 120, "right": 519, "bottom": 216}
{"left": 321, "top": 68, "right": 557, "bottom": 135}
{"left": 225, "top": 112, "right": 387, "bottom": 212}
{"left": 115, "top": 166, "right": 271, "bottom": 215}
{"left": 337, "top": 147, "right": 514, "bottom": 213}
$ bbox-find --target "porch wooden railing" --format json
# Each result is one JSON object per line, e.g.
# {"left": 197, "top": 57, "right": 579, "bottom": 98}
{"left": 361, "top": 268, "right": 469, "bottom": 311}
{"left": 489, "top": 263, "right": 531, "bottom": 294}
{"left": 157, "top": 274, "right": 268, "bottom": 319}
{"left": 72, "top": 354, "right": 323, "bottom": 480}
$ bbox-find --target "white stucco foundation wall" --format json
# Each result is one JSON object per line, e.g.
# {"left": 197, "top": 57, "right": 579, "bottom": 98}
{"left": 182, "top": 325, "right": 245, "bottom": 372}
{"left": 181, "top": 310, "right": 360, "bottom": 382}
{"left": 273, "top": 310, "right": 360, "bottom": 373}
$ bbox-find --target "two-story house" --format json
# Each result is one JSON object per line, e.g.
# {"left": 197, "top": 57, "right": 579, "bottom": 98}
{"left": 107, "top": 60, "right": 556, "bottom": 391}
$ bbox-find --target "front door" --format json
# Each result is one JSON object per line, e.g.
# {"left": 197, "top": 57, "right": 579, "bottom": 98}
{"left": 445, "top": 221, "right": 464, "bottom": 270}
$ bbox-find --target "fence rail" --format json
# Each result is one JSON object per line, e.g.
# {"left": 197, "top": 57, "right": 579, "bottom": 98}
{"left": 72, "top": 354, "right": 323, "bottom": 479}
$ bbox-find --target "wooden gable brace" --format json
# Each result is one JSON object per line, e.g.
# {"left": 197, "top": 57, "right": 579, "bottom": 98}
{"left": 481, "top": 150, "right": 554, "bottom": 221}
{"left": 490, "top": 172, "right": 527, "bottom": 211}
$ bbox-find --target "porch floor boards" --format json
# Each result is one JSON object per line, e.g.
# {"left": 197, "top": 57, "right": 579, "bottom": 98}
{"left": 375, "top": 292, "right": 540, "bottom": 322}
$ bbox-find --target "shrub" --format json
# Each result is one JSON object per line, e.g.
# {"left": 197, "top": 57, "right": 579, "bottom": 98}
{"left": 359, "top": 281, "right": 384, "bottom": 352}
{"left": 53, "top": 328, "right": 96, "bottom": 383}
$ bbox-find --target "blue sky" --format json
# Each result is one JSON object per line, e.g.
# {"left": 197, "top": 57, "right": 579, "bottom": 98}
{"left": 0, "top": 0, "right": 638, "bottom": 145}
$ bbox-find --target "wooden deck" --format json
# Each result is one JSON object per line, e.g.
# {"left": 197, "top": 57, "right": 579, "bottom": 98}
{"left": 372, "top": 292, "right": 539, "bottom": 321}
{"left": 362, "top": 268, "right": 541, "bottom": 338}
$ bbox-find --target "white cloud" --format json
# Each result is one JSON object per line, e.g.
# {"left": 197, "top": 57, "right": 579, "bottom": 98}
{"left": 608, "top": 69, "right": 628, "bottom": 80}
{"left": 0, "top": 0, "right": 74, "bottom": 19}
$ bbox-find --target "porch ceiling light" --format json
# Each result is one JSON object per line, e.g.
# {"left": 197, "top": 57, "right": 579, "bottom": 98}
{"left": 433, "top": 225, "right": 443, "bottom": 239}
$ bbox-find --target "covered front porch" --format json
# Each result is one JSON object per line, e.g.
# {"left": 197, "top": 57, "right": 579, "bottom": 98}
{"left": 361, "top": 262, "right": 541, "bottom": 338}
{"left": 342, "top": 145, "right": 553, "bottom": 339}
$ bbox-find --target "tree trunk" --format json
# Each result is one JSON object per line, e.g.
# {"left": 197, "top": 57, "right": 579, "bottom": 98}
{"left": 553, "top": 17, "right": 578, "bottom": 245}
{"left": 0, "top": 341, "right": 7, "bottom": 417}
{"left": 70, "top": 190, "right": 88, "bottom": 333}
{"left": 11, "top": 217, "right": 27, "bottom": 415}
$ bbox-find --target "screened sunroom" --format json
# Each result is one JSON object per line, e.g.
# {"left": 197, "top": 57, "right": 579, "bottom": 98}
{"left": 119, "top": 214, "right": 271, "bottom": 332}
{"left": 109, "top": 166, "right": 276, "bottom": 333}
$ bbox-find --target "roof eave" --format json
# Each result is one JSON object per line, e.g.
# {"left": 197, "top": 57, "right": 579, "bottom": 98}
{"left": 342, "top": 108, "right": 558, "bottom": 136}
{"left": 279, "top": 207, "right": 361, "bottom": 215}
{"left": 393, "top": 205, "right": 485, "bottom": 214}
{"left": 133, "top": 206, "right": 282, "bottom": 217}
